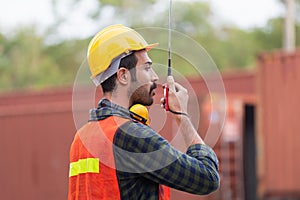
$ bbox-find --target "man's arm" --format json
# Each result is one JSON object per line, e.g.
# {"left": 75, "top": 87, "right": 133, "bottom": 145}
{"left": 161, "top": 76, "right": 204, "bottom": 149}
{"left": 113, "top": 122, "right": 219, "bottom": 195}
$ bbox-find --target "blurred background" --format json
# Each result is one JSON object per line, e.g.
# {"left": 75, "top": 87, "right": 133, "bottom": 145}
{"left": 0, "top": 0, "right": 300, "bottom": 199}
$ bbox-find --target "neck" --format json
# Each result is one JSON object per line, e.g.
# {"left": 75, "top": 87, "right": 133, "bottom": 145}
{"left": 103, "top": 91, "right": 129, "bottom": 109}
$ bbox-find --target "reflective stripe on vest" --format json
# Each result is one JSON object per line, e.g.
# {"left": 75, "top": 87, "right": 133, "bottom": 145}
{"left": 69, "top": 158, "right": 99, "bottom": 177}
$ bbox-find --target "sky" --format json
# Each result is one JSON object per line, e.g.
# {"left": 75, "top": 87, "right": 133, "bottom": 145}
{"left": 0, "top": 0, "right": 284, "bottom": 39}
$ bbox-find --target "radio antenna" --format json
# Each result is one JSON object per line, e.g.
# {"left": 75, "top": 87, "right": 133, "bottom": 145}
{"left": 164, "top": 0, "right": 173, "bottom": 111}
{"left": 168, "top": 0, "right": 172, "bottom": 76}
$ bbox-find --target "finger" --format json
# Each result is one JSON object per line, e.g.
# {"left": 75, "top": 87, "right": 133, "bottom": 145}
{"left": 167, "top": 76, "right": 176, "bottom": 92}
{"left": 174, "top": 82, "right": 187, "bottom": 93}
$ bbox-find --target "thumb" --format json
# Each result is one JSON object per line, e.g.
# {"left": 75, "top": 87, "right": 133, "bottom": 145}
{"left": 167, "top": 76, "right": 176, "bottom": 92}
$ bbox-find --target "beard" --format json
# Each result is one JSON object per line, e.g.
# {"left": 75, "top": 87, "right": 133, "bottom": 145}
{"left": 128, "top": 82, "right": 157, "bottom": 107}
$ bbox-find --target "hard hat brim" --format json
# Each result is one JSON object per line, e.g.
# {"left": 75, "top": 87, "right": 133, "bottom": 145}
{"left": 145, "top": 43, "right": 159, "bottom": 51}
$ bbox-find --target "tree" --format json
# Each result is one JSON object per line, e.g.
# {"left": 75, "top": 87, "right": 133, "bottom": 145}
{"left": 1, "top": 0, "right": 299, "bottom": 91}
{"left": 0, "top": 26, "right": 88, "bottom": 91}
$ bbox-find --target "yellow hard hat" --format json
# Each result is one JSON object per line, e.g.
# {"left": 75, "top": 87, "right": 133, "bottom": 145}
{"left": 129, "top": 104, "right": 150, "bottom": 125}
{"left": 87, "top": 24, "right": 158, "bottom": 81}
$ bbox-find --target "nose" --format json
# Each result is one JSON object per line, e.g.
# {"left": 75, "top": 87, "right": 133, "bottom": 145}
{"left": 151, "top": 68, "right": 159, "bottom": 82}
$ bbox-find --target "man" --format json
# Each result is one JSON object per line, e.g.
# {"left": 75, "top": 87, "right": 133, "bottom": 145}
{"left": 68, "top": 24, "right": 219, "bottom": 200}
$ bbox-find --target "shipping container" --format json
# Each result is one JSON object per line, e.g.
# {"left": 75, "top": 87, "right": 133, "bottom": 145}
{"left": 257, "top": 49, "right": 300, "bottom": 199}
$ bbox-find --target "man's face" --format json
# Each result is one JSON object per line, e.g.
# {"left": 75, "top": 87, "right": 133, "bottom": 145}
{"left": 128, "top": 50, "right": 159, "bottom": 107}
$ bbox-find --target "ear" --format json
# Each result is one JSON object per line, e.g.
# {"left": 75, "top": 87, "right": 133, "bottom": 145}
{"left": 117, "top": 67, "right": 129, "bottom": 85}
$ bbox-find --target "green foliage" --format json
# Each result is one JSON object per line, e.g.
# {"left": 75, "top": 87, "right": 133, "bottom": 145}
{"left": 172, "top": 1, "right": 213, "bottom": 36}
{"left": 90, "top": 0, "right": 159, "bottom": 26}
{"left": 99, "top": 0, "right": 157, "bottom": 7}
{"left": 199, "top": 28, "right": 259, "bottom": 69}
{"left": 0, "top": 0, "right": 300, "bottom": 92}
{"left": 0, "top": 26, "right": 88, "bottom": 92}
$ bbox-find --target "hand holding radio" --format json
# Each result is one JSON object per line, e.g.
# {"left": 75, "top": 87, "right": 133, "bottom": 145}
{"left": 162, "top": 76, "right": 189, "bottom": 117}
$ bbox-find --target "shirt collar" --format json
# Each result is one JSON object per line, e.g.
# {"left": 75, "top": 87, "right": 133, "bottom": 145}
{"left": 89, "top": 99, "right": 131, "bottom": 121}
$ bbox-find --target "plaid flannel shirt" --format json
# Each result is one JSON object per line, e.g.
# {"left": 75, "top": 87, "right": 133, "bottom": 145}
{"left": 90, "top": 99, "right": 220, "bottom": 199}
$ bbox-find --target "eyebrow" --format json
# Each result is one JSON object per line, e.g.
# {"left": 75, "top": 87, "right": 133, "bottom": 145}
{"left": 144, "top": 61, "right": 152, "bottom": 66}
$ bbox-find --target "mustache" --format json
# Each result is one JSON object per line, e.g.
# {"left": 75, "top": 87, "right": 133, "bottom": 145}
{"left": 150, "top": 82, "right": 157, "bottom": 92}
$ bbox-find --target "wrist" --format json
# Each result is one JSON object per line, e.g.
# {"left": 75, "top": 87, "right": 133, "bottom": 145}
{"left": 169, "top": 109, "right": 190, "bottom": 118}
{"left": 173, "top": 111, "right": 190, "bottom": 124}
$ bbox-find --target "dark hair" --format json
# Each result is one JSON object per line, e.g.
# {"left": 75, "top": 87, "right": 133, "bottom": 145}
{"left": 101, "top": 52, "right": 138, "bottom": 93}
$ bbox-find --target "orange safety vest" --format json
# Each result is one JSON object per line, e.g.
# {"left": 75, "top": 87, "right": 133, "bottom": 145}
{"left": 68, "top": 116, "right": 170, "bottom": 200}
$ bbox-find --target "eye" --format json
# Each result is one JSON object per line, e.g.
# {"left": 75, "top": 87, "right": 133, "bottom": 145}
{"left": 144, "top": 64, "right": 151, "bottom": 71}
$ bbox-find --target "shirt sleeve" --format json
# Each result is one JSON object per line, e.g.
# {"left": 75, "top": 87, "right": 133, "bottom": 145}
{"left": 113, "top": 121, "right": 220, "bottom": 195}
